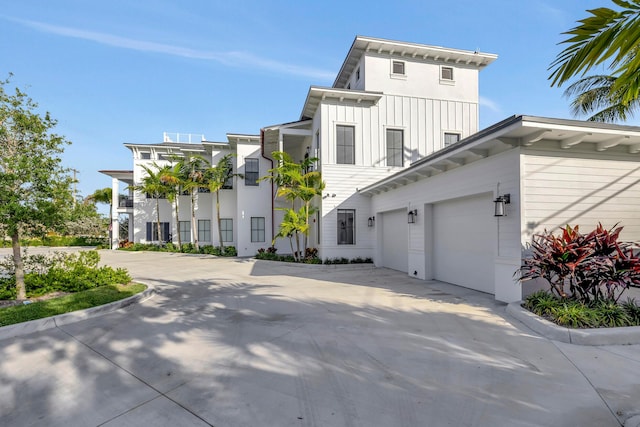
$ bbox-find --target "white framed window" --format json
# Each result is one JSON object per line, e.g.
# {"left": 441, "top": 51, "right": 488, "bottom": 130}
{"left": 140, "top": 152, "right": 151, "bottom": 160}
{"left": 251, "top": 217, "right": 265, "bottom": 242}
{"left": 386, "top": 128, "right": 404, "bottom": 167}
{"left": 337, "top": 209, "right": 355, "bottom": 245}
{"left": 198, "top": 219, "right": 211, "bottom": 242}
{"left": 220, "top": 218, "right": 233, "bottom": 242}
{"left": 392, "top": 60, "right": 405, "bottom": 75}
{"left": 444, "top": 132, "right": 461, "bottom": 147}
{"left": 336, "top": 125, "right": 355, "bottom": 165}
{"left": 178, "top": 221, "right": 190, "bottom": 243}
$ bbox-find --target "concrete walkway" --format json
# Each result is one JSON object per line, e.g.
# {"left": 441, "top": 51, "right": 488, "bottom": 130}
{"left": 1, "top": 249, "right": 639, "bottom": 426}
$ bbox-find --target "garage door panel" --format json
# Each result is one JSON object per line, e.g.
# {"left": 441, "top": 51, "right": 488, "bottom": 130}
{"left": 433, "top": 194, "right": 495, "bottom": 294}
{"left": 382, "top": 209, "right": 408, "bottom": 272}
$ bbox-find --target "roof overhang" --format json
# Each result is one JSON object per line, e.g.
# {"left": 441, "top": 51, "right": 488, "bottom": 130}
{"left": 99, "top": 170, "right": 134, "bottom": 185}
{"left": 301, "top": 86, "right": 383, "bottom": 119}
{"left": 359, "top": 115, "right": 640, "bottom": 196}
{"left": 333, "top": 35, "right": 498, "bottom": 89}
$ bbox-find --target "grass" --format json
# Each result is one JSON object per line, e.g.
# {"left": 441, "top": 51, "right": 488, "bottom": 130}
{"left": 0, "top": 283, "right": 147, "bottom": 327}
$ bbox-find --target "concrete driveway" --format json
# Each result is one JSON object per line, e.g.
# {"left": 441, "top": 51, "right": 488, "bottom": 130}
{"left": 1, "top": 250, "right": 639, "bottom": 426}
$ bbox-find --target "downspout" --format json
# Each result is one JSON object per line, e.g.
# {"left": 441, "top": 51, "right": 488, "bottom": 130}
{"left": 260, "top": 128, "right": 275, "bottom": 244}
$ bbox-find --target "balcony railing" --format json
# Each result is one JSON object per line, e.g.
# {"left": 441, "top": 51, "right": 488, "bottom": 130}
{"left": 118, "top": 197, "right": 133, "bottom": 208}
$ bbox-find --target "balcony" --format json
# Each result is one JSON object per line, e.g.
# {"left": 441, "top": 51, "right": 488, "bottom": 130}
{"left": 118, "top": 197, "right": 134, "bottom": 208}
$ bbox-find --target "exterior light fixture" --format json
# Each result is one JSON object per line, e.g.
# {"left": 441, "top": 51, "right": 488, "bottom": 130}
{"left": 494, "top": 194, "right": 511, "bottom": 217}
{"left": 368, "top": 216, "right": 375, "bottom": 227}
{"left": 408, "top": 209, "right": 418, "bottom": 224}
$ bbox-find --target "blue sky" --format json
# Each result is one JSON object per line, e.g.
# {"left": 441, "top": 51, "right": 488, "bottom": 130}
{"left": 0, "top": 0, "right": 616, "bottom": 207}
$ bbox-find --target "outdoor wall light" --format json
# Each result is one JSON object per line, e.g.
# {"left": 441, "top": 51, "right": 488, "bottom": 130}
{"left": 494, "top": 194, "right": 511, "bottom": 217}
{"left": 408, "top": 209, "right": 418, "bottom": 224}
{"left": 368, "top": 216, "right": 375, "bottom": 227}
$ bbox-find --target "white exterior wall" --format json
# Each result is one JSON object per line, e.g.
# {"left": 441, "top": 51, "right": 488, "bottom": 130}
{"left": 370, "top": 148, "right": 522, "bottom": 302}
{"left": 236, "top": 142, "right": 274, "bottom": 256}
{"left": 363, "top": 54, "right": 479, "bottom": 103}
{"left": 521, "top": 144, "right": 640, "bottom": 243}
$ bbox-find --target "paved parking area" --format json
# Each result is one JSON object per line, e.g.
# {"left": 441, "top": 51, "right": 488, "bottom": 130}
{"left": 1, "top": 249, "right": 639, "bottom": 426}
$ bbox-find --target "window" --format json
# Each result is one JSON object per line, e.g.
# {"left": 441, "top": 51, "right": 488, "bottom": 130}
{"left": 198, "top": 187, "right": 210, "bottom": 193}
{"left": 441, "top": 66, "right": 454, "bottom": 81}
{"left": 146, "top": 222, "right": 170, "bottom": 242}
{"left": 392, "top": 61, "right": 405, "bottom": 75}
{"left": 386, "top": 129, "right": 404, "bottom": 167}
{"left": 336, "top": 125, "right": 355, "bottom": 165}
{"left": 222, "top": 159, "right": 233, "bottom": 189}
{"left": 220, "top": 218, "right": 233, "bottom": 242}
{"left": 337, "top": 209, "right": 355, "bottom": 245}
{"left": 140, "top": 152, "right": 151, "bottom": 160}
{"left": 198, "top": 219, "right": 211, "bottom": 242}
{"left": 444, "top": 132, "right": 461, "bottom": 147}
{"left": 157, "top": 153, "right": 167, "bottom": 161}
{"left": 251, "top": 217, "right": 265, "bottom": 242}
{"left": 179, "top": 221, "right": 190, "bottom": 242}
{"left": 245, "top": 158, "right": 259, "bottom": 186}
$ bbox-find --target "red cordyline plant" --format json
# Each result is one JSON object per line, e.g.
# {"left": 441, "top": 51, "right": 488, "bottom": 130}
{"left": 518, "top": 224, "right": 640, "bottom": 303}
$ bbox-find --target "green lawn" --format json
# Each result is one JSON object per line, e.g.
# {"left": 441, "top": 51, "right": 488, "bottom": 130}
{"left": 0, "top": 283, "right": 147, "bottom": 327}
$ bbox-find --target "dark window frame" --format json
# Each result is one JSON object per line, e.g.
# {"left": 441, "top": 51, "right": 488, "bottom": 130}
{"left": 245, "top": 158, "right": 259, "bottom": 186}
{"left": 220, "top": 218, "right": 233, "bottom": 242}
{"left": 337, "top": 209, "right": 355, "bottom": 245}
{"left": 336, "top": 125, "right": 355, "bottom": 165}
{"left": 386, "top": 128, "right": 404, "bottom": 167}
{"left": 251, "top": 217, "right": 265, "bottom": 242}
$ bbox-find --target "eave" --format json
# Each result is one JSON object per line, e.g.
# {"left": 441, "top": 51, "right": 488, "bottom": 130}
{"left": 301, "top": 86, "right": 383, "bottom": 119}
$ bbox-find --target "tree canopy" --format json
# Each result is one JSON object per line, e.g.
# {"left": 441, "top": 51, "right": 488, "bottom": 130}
{"left": 549, "top": 0, "right": 640, "bottom": 121}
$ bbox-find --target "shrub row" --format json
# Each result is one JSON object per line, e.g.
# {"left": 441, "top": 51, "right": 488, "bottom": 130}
{"left": 1, "top": 236, "right": 107, "bottom": 248}
{"left": 255, "top": 249, "right": 372, "bottom": 265}
{"left": 524, "top": 290, "right": 640, "bottom": 328}
{"left": 118, "top": 242, "right": 237, "bottom": 256}
{"left": 0, "top": 250, "right": 131, "bottom": 300}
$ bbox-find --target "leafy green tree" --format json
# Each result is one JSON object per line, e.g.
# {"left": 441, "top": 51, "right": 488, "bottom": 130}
{"left": 549, "top": 0, "right": 640, "bottom": 122}
{"left": 0, "top": 75, "right": 72, "bottom": 299}
{"left": 205, "top": 153, "right": 242, "bottom": 251}
{"left": 88, "top": 187, "right": 113, "bottom": 239}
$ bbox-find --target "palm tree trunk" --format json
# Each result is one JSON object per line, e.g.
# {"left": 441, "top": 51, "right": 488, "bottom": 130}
{"left": 216, "top": 190, "right": 224, "bottom": 251}
{"left": 12, "top": 232, "right": 26, "bottom": 300}
{"left": 155, "top": 196, "right": 161, "bottom": 245}
{"left": 174, "top": 197, "right": 182, "bottom": 249}
{"left": 191, "top": 190, "right": 199, "bottom": 250}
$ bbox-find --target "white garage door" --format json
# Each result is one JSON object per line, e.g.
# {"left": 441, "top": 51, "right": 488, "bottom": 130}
{"left": 382, "top": 209, "right": 408, "bottom": 272}
{"left": 433, "top": 194, "right": 495, "bottom": 294}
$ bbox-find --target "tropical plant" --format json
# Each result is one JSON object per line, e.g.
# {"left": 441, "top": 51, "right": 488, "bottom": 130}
{"left": 0, "top": 75, "right": 72, "bottom": 300}
{"left": 518, "top": 223, "right": 640, "bottom": 304}
{"left": 132, "top": 164, "right": 168, "bottom": 245}
{"left": 158, "top": 162, "right": 184, "bottom": 248}
{"left": 549, "top": 0, "right": 640, "bottom": 122}
{"left": 205, "top": 153, "right": 242, "bottom": 251}
{"left": 179, "top": 155, "right": 209, "bottom": 251}
{"left": 262, "top": 151, "right": 324, "bottom": 260}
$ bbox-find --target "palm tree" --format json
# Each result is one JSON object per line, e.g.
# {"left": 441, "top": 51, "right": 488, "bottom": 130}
{"left": 205, "top": 153, "right": 242, "bottom": 251}
{"left": 133, "top": 164, "right": 167, "bottom": 244}
{"left": 179, "top": 155, "right": 209, "bottom": 251}
{"left": 549, "top": 1, "right": 640, "bottom": 122}
{"left": 158, "top": 162, "right": 184, "bottom": 248}
{"left": 88, "top": 187, "right": 113, "bottom": 241}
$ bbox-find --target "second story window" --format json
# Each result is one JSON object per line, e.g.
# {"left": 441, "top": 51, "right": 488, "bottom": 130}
{"left": 441, "top": 66, "right": 454, "bottom": 82}
{"left": 444, "top": 132, "right": 461, "bottom": 147}
{"left": 386, "top": 129, "right": 404, "bottom": 167}
{"left": 336, "top": 125, "right": 355, "bottom": 165}
{"left": 245, "top": 158, "right": 259, "bottom": 186}
{"left": 140, "top": 152, "right": 151, "bottom": 160}
{"left": 222, "top": 159, "right": 233, "bottom": 189}
{"left": 392, "top": 60, "right": 405, "bottom": 75}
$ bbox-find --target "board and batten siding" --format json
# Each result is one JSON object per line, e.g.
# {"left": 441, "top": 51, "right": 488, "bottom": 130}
{"left": 521, "top": 145, "right": 640, "bottom": 243}
{"left": 320, "top": 96, "right": 478, "bottom": 169}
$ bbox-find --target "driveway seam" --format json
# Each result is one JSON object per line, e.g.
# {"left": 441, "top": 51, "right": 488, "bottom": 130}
{"left": 552, "top": 340, "right": 622, "bottom": 426}
{"left": 56, "top": 324, "right": 215, "bottom": 427}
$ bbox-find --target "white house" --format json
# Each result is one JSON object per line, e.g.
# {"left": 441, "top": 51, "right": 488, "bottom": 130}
{"left": 101, "top": 36, "right": 640, "bottom": 303}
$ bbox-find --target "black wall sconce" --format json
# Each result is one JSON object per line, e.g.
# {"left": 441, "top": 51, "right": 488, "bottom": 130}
{"left": 408, "top": 209, "right": 418, "bottom": 224}
{"left": 494, "top": 194, "right": 511, "bottom": 217}
{"left": 368, "top": 216, "right": 375, "bottom": 227}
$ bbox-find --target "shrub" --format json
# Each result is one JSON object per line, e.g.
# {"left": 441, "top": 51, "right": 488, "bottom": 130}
{"left": 223, "top": 246, "right": 237, "bottom": 257}
{"left": 590, "top": 299, "right": 631, "bottom": 327}
{"left": 518, "top": 224, "right": 640, "bottom": 304}
{"left": 622, "top": 298, "right": 640, "bottom": 324}
{"left": 523, "top": 290, "right": 562, "bottom": 318}
{"left": 551, "top": 301, "right": 595, "bottom": 328}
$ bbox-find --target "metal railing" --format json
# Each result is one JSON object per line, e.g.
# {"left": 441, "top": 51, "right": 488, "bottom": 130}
{"left": 163, "top": 132, "right": 206, "bottom": 143}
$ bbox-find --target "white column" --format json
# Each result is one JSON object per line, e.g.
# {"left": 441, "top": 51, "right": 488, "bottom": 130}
{"left": 111, "top": 177, "right": 119, "bottom": 250}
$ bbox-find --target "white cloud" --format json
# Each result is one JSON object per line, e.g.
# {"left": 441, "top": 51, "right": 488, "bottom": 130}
{"left": 12, "top": 18, "right": 335, "bottom": 81}
{"left": 479, "top": 96, "right": 501, "bottom": 113}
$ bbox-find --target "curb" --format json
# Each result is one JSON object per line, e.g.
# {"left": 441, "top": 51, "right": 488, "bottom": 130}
{"left": 0, "top": 283, "right": 155, "bottom": 341}
{"left": 506, "top": 301, "right": 640, "bottom": 345}
{"left": 252, "top": 259, "right": 376, "bottom": 270}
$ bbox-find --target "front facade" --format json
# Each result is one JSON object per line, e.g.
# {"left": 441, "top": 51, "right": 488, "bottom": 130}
{"left": 102, "top": 36, "right": 640, "bottom": 303}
